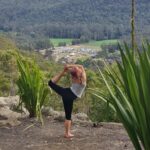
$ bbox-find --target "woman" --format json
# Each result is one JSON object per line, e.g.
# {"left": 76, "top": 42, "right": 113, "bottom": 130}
{"left": 48, "top": 64, "right": 86, "bottom": 138}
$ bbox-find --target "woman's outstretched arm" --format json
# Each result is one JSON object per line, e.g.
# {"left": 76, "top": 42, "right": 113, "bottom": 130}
{"left": 51, "top": 70, "right": 66, "bottom": 84}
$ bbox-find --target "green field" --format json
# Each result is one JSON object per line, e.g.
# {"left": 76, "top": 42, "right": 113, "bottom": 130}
{"left": 50, "top": 38, "right": 73, "bottom": 47}
{"left": 50, "top": 38, "right": 119, "bottom": 48}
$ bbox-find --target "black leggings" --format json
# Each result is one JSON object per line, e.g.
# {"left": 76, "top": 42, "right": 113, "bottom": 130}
{"left": 48, "top": 80, "right": 77, "bottom": 120}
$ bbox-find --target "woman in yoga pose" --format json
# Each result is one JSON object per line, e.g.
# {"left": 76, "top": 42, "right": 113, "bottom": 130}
{"left": 48, "top": 64, "right": 86, "bottom": 138}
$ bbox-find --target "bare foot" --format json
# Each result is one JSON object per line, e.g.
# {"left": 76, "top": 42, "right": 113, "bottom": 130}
{"left": 68, "top": 133, "right": 74, "bottom": 137}
{"left": 64, "top": 133, "right": 74, "bottom": 138}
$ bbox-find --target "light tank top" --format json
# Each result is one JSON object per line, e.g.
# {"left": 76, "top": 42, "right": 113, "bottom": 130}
{"left": 70, "top": 83, "right": 86, "bottom": 98}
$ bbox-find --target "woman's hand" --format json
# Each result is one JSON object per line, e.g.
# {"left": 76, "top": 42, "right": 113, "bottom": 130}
{"left": 64, "top": 64, "right": 68, "bottom": 72}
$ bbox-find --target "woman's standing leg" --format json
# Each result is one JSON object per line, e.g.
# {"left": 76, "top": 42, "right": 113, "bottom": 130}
{"left": 64, "top": 120, "right": 74, "bottom": 138}
{"left": 63, "top": 96, "right": 75, "bottom": 138}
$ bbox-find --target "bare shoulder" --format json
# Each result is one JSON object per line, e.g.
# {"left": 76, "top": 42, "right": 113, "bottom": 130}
{"left": 80, "top": 67, "right": 86, "bottom": 83}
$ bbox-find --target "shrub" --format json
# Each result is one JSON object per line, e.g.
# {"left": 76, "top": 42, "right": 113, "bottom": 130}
{"left": 16, "top": 55, "right": 49, "bottom": 122}
{"left": 94, "top": 43, "right": 150, "bottom": 150}
{"left": 58, "top": 42, "right": 66, "bottom": 47}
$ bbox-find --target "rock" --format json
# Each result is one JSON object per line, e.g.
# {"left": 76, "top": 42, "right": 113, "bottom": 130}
{"left": 0, "top": 96, "right": 25, "bottom": 127}
{"left": 54, "top": 112, "right": 65, "bottom": 122}
{"left": 72, "top": 113, "right": 93, "bottom": 126}
{"left": 73, "top": 113, "right": 90, "bottom": 121}
{"left": 0, "top": 96, "right": 19, "bottom": 107}
{"left": 92, "top": 122, "right": 103, "bottom": 128}
{"left": 0, "top": 107, "right": 21, "bottom": 119}
{"left": 41, "top": 106, "right": 51, "bottom": 116}
{"left": 0, "top": 106, "right": 22, "bottom": 127}
{"left": 0, "top": 115, "right": 7, "bottom": 120}
{"left": 42, "top": 107, "right": 92, "bottom": 124}
{"left": 10, "top": 104, "right": 29, "bottom": 116}
{"left": 49, "top": 109, "right": 63, "bottom": 118}
{"left": 42, "top": 107, "right": 63, "bottom": 118}
{"left": 42, "top": 107, "right": 66, "bottom": 122}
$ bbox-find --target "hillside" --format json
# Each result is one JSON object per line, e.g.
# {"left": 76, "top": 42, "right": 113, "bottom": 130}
{"left": 0, "top": 0, "right": 150, "bottom": 40}
{"left": 0, "top": 96, "right": 133, "bottom": 150}
{"left": 0, "top": 36, "right": 18, "bottom": 96}
{"left": 0, "top": 36, "right": 16, "bottom": 50}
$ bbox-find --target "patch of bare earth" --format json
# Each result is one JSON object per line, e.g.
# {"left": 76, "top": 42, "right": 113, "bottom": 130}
{"left": 0, "top": 117, "right": 134, "bottom": 150}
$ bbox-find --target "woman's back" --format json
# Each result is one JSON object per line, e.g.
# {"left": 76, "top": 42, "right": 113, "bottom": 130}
{"left": 70, "top": 82, "right": 86, "bottom": 98}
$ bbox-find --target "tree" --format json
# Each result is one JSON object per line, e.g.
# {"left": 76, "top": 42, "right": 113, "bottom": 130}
{"left": 35, "top": 39, "right": 54, "bottom": 50}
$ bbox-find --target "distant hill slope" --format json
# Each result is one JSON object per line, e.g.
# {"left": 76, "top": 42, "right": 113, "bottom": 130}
{"left": 0, "top": 36, "right": 16, "bottom": 50}
{"left": 0, "top": 0, "right": 150, "bottom": 39}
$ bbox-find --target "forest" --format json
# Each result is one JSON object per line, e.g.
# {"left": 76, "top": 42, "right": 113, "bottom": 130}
{"left": 0, "top": 0, "right": 150, "bottom": 42}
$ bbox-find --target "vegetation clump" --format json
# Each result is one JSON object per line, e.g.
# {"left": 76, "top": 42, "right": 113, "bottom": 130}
{"left": 95, "top": 43, "right": 150, "bottom": 150}
{"left": 16, "top": 55, "right": 49, "bottom": 121}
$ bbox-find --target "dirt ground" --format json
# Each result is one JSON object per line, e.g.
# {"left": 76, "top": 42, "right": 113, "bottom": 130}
{"left": 0, "top": 117, "right": 134, "bottom": 150}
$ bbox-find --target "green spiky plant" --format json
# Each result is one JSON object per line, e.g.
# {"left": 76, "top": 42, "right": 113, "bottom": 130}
{"left": 16, "top": 55, "right": 49, "bottom": 123}
{"left": 93, "top": 43, "right": 150, "bottom": 150}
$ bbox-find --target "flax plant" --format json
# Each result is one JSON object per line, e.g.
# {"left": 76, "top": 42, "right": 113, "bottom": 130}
{"left": 16, "top": 55, "right": 49, "bottom": 122}
{"left": 93, "top": 43, "right": 150, "bottom": 150}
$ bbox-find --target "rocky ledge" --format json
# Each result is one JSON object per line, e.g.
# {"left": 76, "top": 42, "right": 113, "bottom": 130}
{"left": 0, "top": 96, "right": 92, "bottom": 127}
